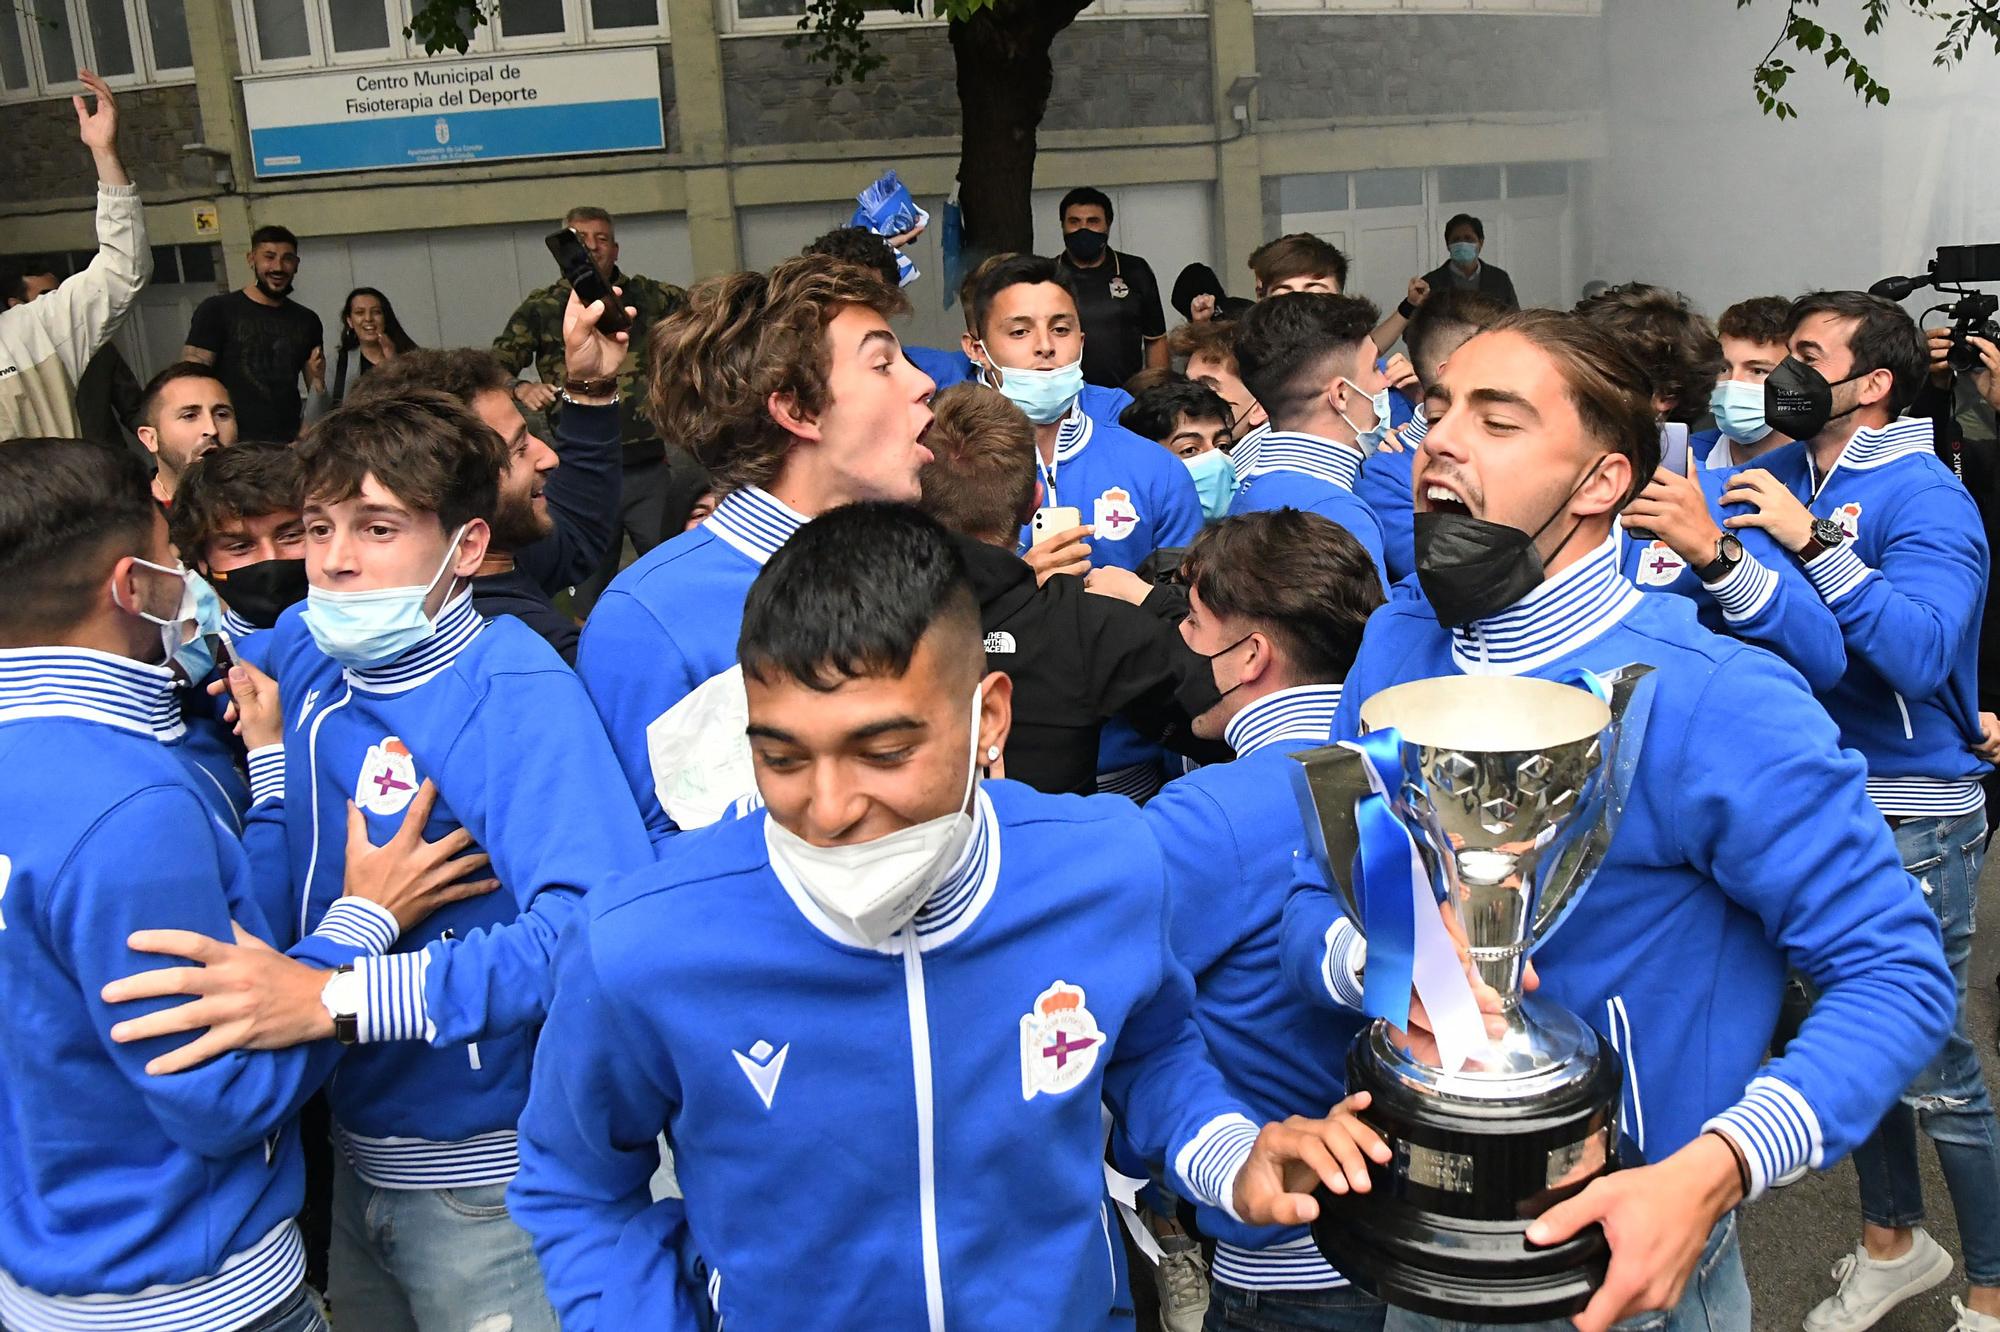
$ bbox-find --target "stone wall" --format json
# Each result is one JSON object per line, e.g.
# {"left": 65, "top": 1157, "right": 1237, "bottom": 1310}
{"left": 721, "top": 17, "right": 1213, "bottom": 148}
{"left": 1254, "top": 14, "right": 1602, "bottom": 121}
{"left": 0, "top": 83, "right": 203, "bottom": 205}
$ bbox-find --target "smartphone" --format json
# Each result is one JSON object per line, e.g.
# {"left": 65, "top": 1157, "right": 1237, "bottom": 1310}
{"left": 1031, "top": 505, "right": 1083, "bottom": 543}
{"left": 1625, "top": 424, "right": 1690, "bottom": 542}
{"left": 544, "top": 228, "right": 632, "bottom": 335}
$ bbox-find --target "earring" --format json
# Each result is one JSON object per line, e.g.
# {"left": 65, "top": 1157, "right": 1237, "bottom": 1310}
{"left": 986, "top": 745, "right": 1001, "bottom": 762}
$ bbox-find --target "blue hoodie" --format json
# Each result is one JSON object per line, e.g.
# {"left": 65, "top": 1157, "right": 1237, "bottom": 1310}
{"left": 1016, "top": 401, "right": 1203, "bottom": 573}
{"left": 1231, "top": 430, "right": 1388, "bottom": 590}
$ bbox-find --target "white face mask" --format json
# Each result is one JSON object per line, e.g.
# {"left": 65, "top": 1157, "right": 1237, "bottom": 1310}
{"left": 766, "top": 682, "right": 986, "bottom": 945}
{"left": 1339, "top": 377, "right": 1393, "bottom": 451}
{"left": 302, "top": 525, "right": 467, "bottom": 670}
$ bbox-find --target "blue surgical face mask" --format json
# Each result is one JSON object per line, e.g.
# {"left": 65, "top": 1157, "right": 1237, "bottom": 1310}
{"left": 979, "top": 347, "right": 1085, "bottom": 426}
{"left": 126, "top": 556, "right": 226, "bottom": 684}
{"left": 1449, "top": 241, "right": 1481, "bottom": 266}
{"left": 303, "top": 525, "right": 467, "bottom": 670}
{"left": 1709, "top": 379, "right": 1773, "bottom": 445}
{"left": 1184, "top": 448, "right": 1238, "bottom": 522}
{"left": 1340, "top": 378, "right": 1393, "bottom": 451}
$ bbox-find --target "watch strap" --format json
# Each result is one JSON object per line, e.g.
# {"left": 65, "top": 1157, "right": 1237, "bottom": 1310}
{"left": 325, "top": 964, "right": 360, "bottom": 1046}
{"left": 1694, "top": 535, "right": 1742, "bottom": 583}
{"left": 562, "top": 375, "right": 617, "bottom": 396}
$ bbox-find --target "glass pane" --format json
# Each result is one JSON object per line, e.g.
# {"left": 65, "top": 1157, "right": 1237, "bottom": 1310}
{"left": 0, "top": 8, "right": 31, "bottom": 86}
{"left": 83, "top": 0, "right": 135, "bottom": 75}
{"left": 35, "top": 0, "right": 79, "bottom": 84}
{"left": 1353, "top": 168, "right": 1422, "bottom": 210}
{"left": 1276, "top": 172, "right": 1348, "bottom": 215}
{"left": 1507, "top": 161, "right": 1569, "bottom": 198}
{"left": 1437, "top": 164, "right": 1501, "bottom": 204}
{"left": 411, "top": 0, "right": 475, "bottom": 46}
{"left": 499, "top": 0, "right": 563, "bottom": 36}
{"left": 179, "top": 243, "right": 217, "bottom": 283}
{"left": 735, "top": 0, "right": 800, "bottom": 17}
{"left": 146, "top": 0, "right": 191, "bottom": 68}
{"left": 252, "top": 0, "right": 310, "bottom": 58}
{"left": 149, "top": 244, "right": 179, "bottom": 280}
{"left": 589, "top": 0, "right": 654, "bottom": 28}
{"left": 327, "top": 0, "right": 389, "bottom": 49}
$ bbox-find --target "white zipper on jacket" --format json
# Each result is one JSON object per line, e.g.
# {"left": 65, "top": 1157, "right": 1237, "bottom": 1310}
{"left": 298, "top": 686, "right": 355, "bottom": 938}
{"left": 901, "top": 929, "right": 946, "bottom": 1332}
{"left": 1605, "top": 995, "right": 1645, "bottom": 1152}
{"left": 1895, "top": 693, "right": 1915, "bottom": 741}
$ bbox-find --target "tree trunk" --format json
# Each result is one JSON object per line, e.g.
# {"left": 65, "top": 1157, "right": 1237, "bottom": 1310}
{"left": 949, "top": 0, "right": 1090, "bottom": 267}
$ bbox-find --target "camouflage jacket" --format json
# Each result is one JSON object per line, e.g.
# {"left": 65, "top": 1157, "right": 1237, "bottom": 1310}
{"left": 492, "top": 269, "right": 686, "bottom": 445}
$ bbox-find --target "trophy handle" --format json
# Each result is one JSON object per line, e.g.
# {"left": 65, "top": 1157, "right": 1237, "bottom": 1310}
{"left": 1527, "top": 663, "right": 1658, "bottom": 947}
{"left": 1289, "top": 743, "right": 1374, "bottom": 923}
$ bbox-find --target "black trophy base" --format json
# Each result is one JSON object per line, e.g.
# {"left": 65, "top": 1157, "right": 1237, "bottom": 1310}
{"left": 1310, "top": 1019, "right": 1626, "bottom": 1325}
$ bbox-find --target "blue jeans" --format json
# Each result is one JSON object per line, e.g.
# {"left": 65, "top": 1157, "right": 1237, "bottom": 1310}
{"left": 241, "top": 1284, "right": 330, "bottom": 1332}
{"left": 1205, "top": 1281, "right": 1387, "bottom": 1331}
{"left": 329, "top": 1155, "right": 558, "bottom": 1332}
{"left": 1852, "top": 807, "right": 2000, "bottom": 1286}
{"left": 1380, "top": 1213, "right": 1749, "bottom": 1332}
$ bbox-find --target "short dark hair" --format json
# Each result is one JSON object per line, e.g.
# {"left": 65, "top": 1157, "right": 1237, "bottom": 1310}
{"left": 961, "top": 252, "right": 1077, "bottom": 340}
{"left": 1059, "top": 187, "right": 1113, "bottom": 226}
{"left": 565, "top": 206, "right": 614, "bottom": 230}
{"left": 1482, "top": 309, "right": 1661, "bottom": 506}
{"left": 918, "top": 384, "right": 1037, "bottom": 542}
{"left": 347, "top": 347, "right": 513, "bottom": 411}
{"left": 249, "top": 224, "right": 298, "bottom": 250}
{"left": 1785, "top": 290, "right": 1927, "bottom": 415}
{"left": 1404, "top": 288, "right": 1511, "bottom": 388}
{"left": 1179, "top": 509, "right": 1382, "bottom": 682}
{"left": 1119, "top": 376, "right": 1232, "bottom": 444}
{"left": 168, "top": 440, "right": 304, "bottom": 566}
{"left": 1248, "top": 234, "right": 1348, "bottom": 293}
{"left": 739, "top": 502, "right": 981, "bottom": 693}
{"left": 1718, "top": 296, "right": 1792, "bottom": 347}
{"left": 296, "top": 390, "right": 504, "bottom": 534}
{"left": 139, "top": 361, "right": 230, "bottom": 430}
{"left": 2, "top": 257, "right": 58, "bottom": 304}
{"left": 804, "top": 226, "right": 901, "bottom": 291}
{"left": 1232, "top": 292, "right": 1381, "bottom": 429}
{"left": 650, "top": 257, "right": 910, "bottom": 492}
{"left": 1572, "top": 283, "right": 1723, "bottom": 425}
{"left": 1444, "top": 214, "right": 1485, "bottom": 243}
{"left": 0, "top": 438, "right": 158, "bottom": 642}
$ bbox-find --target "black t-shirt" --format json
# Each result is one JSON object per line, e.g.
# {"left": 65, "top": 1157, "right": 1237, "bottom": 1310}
{"left": 186, "top": 291, "right": 324, "bottom": 441}
{"left": 1061, "top": 249, "right": 1166, "bottom": 389}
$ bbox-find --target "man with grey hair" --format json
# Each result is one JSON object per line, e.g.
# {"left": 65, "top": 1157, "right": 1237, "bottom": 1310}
{"left": 494, "top": 205, "right": 695, "bottom": 609}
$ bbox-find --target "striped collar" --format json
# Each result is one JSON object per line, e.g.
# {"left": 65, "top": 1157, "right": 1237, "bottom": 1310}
{"left": 769, "top": 787, "right": 1003, "bottom": 955}
{"left": 703, "top": 485, "right": 811, "bottom": 566}
{"left": 1814, "top": 416, "right": 1937, "bottom": 486}
{"left": 1223, "top": 683, "right": 1344, "bottom": 756}
{"left": 0, "top": 646, "right": 179, "bottom": 738}
{"left": 1450, "top": 532, "right": 1641, "bottom": 675}
{"left": 1247, "top": 430, "right": 1365, "bottom": 492}
{"left": 345, "top": 591, "right": 484, "bottom": 694}
{"left": 1400, "top": 402, "right": 1431, "bottom": 447}
{"left": 221, "top": 608, "right": 260, "bottom": 640}
{"left": 1052, "top": 401, "right": 1093, "bottom": 465}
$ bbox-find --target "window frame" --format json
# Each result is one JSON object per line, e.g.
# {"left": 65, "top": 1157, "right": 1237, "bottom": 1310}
{"left": 231, "top": 0, "right": 664, "bottom": 73}
{"left": 0, "top": 0, "right": 196, "bottom": 103}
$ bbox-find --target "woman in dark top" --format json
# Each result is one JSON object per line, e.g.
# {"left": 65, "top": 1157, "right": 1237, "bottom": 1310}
{"left": 332, "top": 287, "right": 417, "bottom": 402}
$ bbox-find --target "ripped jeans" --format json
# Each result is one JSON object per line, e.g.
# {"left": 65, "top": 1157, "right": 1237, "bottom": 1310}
{"left": 1852, "top": 807, "right": 2000, "bottom": 1287}
{"left": 328, "top": 1154, "right": 559, "bottom": 1332}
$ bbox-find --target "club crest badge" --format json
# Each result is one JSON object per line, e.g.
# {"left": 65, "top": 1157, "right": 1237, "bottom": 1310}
{"left": 1833, "top": 501, "right": 1862, "bottom": 541}
{"left": 1635, "top": 539, "right": 1685, "bottom": 587}
{"left": 1108, "top": 276, "right": 1131, "bottom": 300}
{"left": 1020, "top": 980, "right": 1104, "bottom": 1100}
{"left": 356, "top": 736, "right": 419, "bottom": 817}
{"left": 1093, "top": 487, "right": 1141, "bottom": 543}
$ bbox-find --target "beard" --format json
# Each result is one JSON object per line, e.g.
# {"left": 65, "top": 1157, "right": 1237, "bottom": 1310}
{"left": 488, "top": 490, "right": 553, "bottom": 550}
{"left": 254, "top": 272, "right": 292, "bottom": 300}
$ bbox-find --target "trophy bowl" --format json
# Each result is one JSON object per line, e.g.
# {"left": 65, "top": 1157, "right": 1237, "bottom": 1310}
{"left": 1291, "top": 669, "right": 1655, "bottom": 1323}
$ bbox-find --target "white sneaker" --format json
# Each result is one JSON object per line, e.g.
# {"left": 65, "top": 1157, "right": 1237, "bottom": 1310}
{"left": 1804, "top": 1229, "right": 1954, "bottom": 1332}
{"left": 1154, "top": 1240, "right": 1210, "bottom": 1332}
{"left": 1950, "top": 1296, "right": 2000, "bottom": 1332}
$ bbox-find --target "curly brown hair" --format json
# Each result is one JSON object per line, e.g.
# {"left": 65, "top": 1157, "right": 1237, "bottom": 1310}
{"left": 1572, "top": 282, "right": 1723, "bottom": 426}
{"left": 647, "top": 257, "right": 909, "bottom": 493}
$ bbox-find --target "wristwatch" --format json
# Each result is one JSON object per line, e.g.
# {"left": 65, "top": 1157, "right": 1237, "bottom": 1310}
{"left": 321, "top": 965, "right": 362, "bottom": 1046}
{"left": 1693, "top": 534, "right": 1745, "bottom": 584}
{"left": 1799, "top": 516, "right": 1848, "bottom": 562}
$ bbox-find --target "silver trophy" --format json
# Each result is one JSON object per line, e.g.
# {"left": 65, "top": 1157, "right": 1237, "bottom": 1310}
{"left": 1290, "top": 666, "right": 1655, "bottom": 1324}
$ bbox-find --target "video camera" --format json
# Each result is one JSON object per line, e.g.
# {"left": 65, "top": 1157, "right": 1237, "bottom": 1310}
{"left": 1871, "top": 244, "right": 2000, "bottom": 372}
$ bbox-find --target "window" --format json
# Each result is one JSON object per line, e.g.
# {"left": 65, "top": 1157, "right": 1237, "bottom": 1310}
{"left": 236, "top": 0, "right": 661, "bottom": 70}
{"left": 1438, "top": 164, "right": 1502, "bottom": 204}
{"left": 1252, "top": 0, "right": 1597, "bottom": 12}
{"left": 0, "top": 0, "right": 191, "bottom": 100}
{"left": 718, "top": 0, "right": 1194, "bottom": 36}
{"left": 1506, "top": 161, "right": 1569, "bottom": 197}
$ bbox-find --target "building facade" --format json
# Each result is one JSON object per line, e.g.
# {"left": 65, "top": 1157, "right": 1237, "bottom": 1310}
{"left": 1, "top": 0, "right": 1605, "bottom": 378}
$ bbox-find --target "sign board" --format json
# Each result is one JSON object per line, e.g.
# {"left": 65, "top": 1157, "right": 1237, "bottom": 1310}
{"left": 241, "top": 46, "right": 663, "bottom": 179}
{"left": 192, "top": 204, "right": 219, "bottom": 236}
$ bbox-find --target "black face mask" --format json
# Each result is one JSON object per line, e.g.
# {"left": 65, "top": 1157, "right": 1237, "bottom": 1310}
{"left": 1064, "top": 228, "right": 1108, "bottom": 264}
{"left": 1763, "top": 356, "right": 1867, "bottom": 441}
{"left": 209, "top": 557, "right": 308, "bottom": 630}
{"left": 1413, "top": 460, "right": 1602, "bottom": 629}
